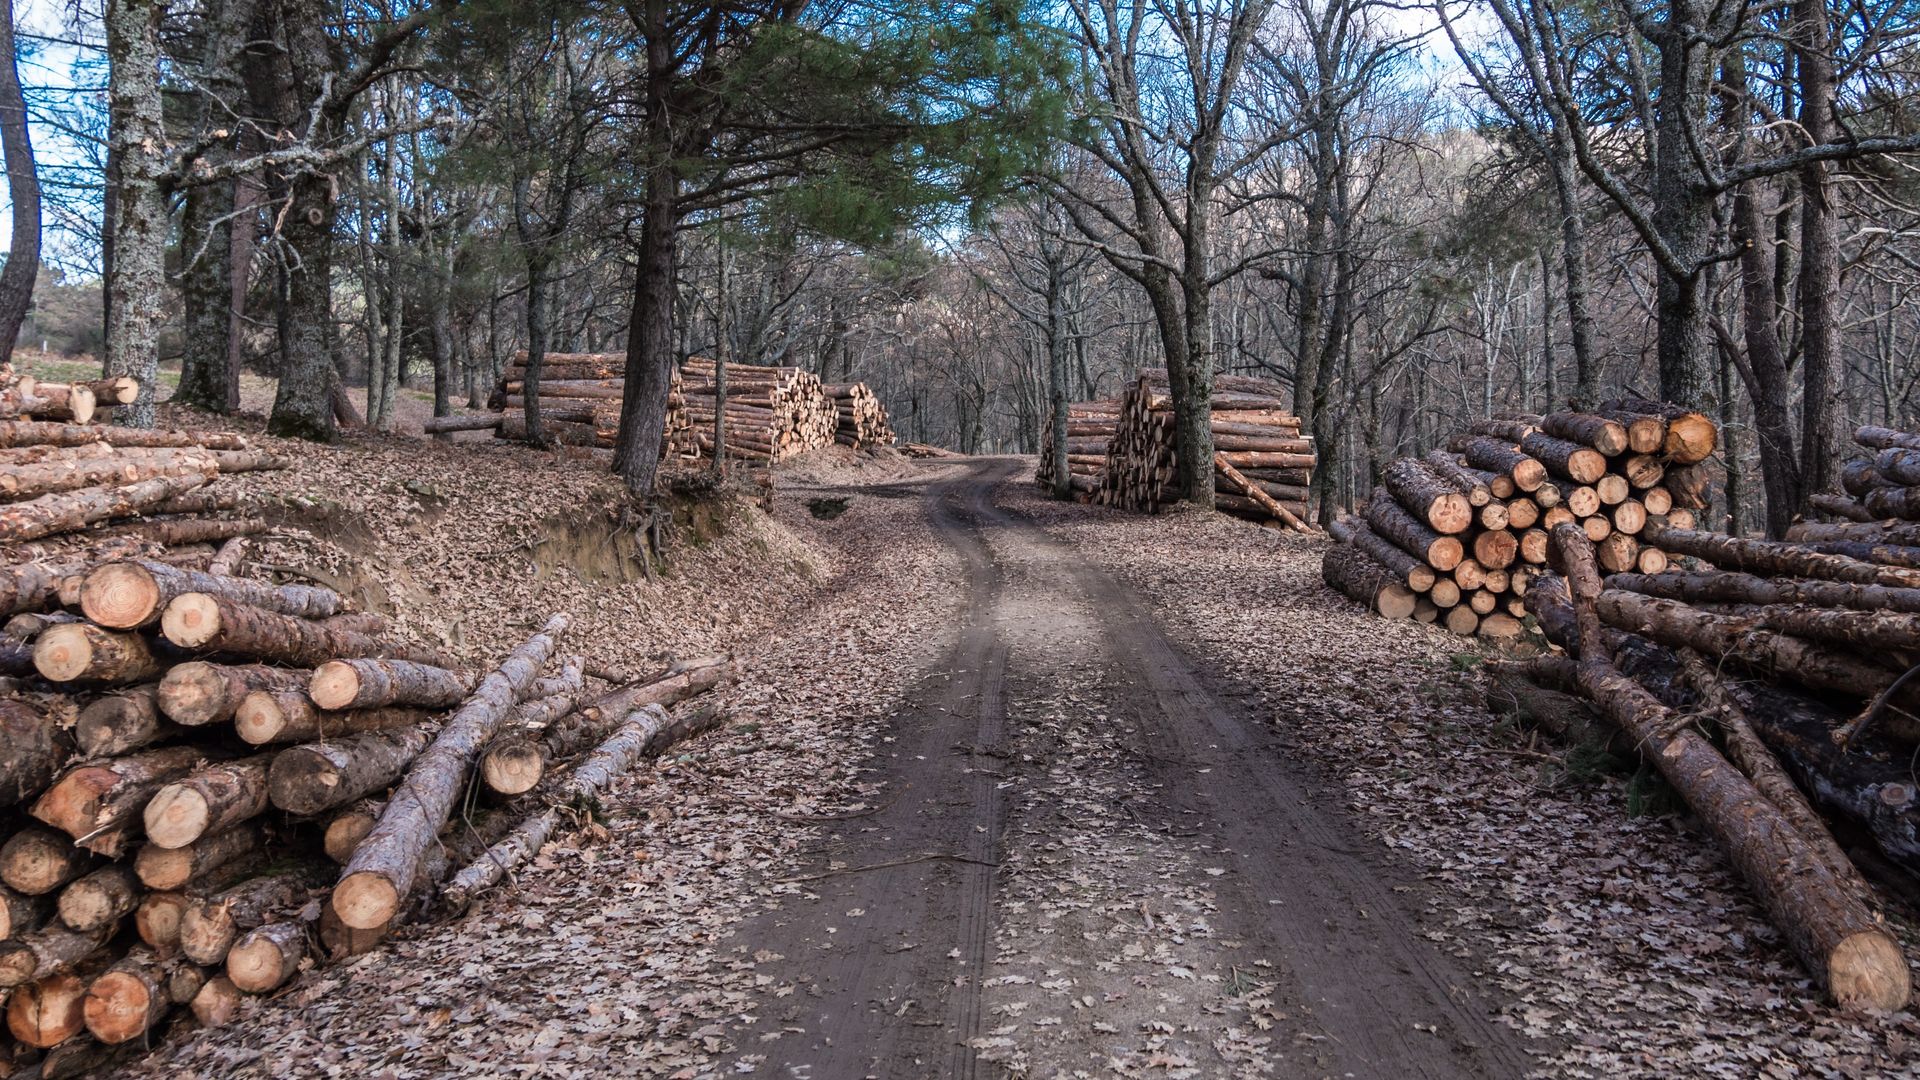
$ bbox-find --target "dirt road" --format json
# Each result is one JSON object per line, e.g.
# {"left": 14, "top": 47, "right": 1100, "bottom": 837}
{"left": 729, "top": 459, "right": 1533, "bottom": 1078}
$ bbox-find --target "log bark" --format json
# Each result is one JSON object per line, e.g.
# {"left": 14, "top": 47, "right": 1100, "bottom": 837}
{"left": 142, "top": 755, "right": 273, "bottom": 849}
{"left": 0, "top": 827, "right": 93, "bottom": 896}
{"left": 0, "top": 884, "right": 52, "bottom": 940}
{"left": 31, "top": 624, "right": 159, "bottom": 684}
{"left": 1606, "top": 570, "right": 1920, "bottom": 615}
{"left": 1550, "top": 524, "right": 1909, "bottom": 1011}
{"left": 82, "top": 950, "right": 190, "bottom": 1044}
{"left": 179, "top": 874, "right": 307, "bottom": 966}
{"left": 234, "top": 691, "right": 425, "bottom": 746}
{"left": 190, "top": 974, "right": 243, "bottom": 1028}
{"left": 1, "top": 561, "right": 63, "bottom": 617}
{"left": 1460, "top": 437, "right": 1546, "bottom": 491}
{"left": 422, "top": 413, "right": 505, "bottom": 434}
{"left": 1643, "top": 519, "right": 1920, "bottom": 588}
{"left": 81, "top": 560, "right": 342, "bottom": 629}
{"left": 1520, "top": 432, "right": 1607, "bottom": 484}
{"left": 1320, "top": 545, "right": 1417, "bottom": 620}
{"left": 1381, "top": 459, "right": 1472, "bottom": 534}
{"left": 30, "top": 745, "right": 230, "bottom": 856}
{"left": 333, "top": 614, "right": 569, "bottom": 929}
{"left": 92, "top": 516, "right": 265, "bottom": 546}
{"left": 306, "top": 658, "right": 473, "bottom": 711}
{"left": 1863, "top": 486, "right": 1920, "bottom": 521}
{"left": 6, "top": 969, "right": 90, "bottom": 1048}
{"left": 1808, "top": 493, "right": 1874, "bottom": 522}
{"left": 1, "top": 698, "right": 73, "bottom": 808}
{"left": 53, "top": 865, "right": 138, "bottom": 933}
{"left": 133, "top": 822, "right": 262, "bottom": 890}
{"left": 1364, "top": 488, "right": 1463, "bottom": 570}
{"left": 159, "top": 594, "right": 404, "bottom": 666}
{"left": 225, "top": 921, "right": 304, "bottom": 993}
{"left": 265, "top": 721, "right": 440, "bottom": 815}
{"left": 1540, "top": 411, "right": 1629, "bottom": 456}
{"left": 1856, "top": 425, "right": 1920, "bottom": 452}
{"left": 0, "top": 923, "right": 105, "bottom": 989}
{"left": 0, "top": 448, "right": 214, "bottom": 500}
{"left": 74, "top": 685, "right": 175, "bottom": 758}
{"left": 1422, "top": 451, "right": 1491, "bottom": 506}
{"left": 0, "top": 420, "right": 246, "bottom": 451}
{"left": 1328, "top": 518, "right": 1436, "bottom": 591}
{"left": 1787, "top": 520, "right": 1920, "bottom": 547}
{"left": 157, "top": 662, "right": 312, "bottom": 727}
{"left": 0, "top": 473, "right": 214, "bottom": 543}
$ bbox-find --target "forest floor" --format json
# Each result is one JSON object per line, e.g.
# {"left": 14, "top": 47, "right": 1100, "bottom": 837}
{"left": 104, "top": 450, "right": 1920, "bottom": 1079}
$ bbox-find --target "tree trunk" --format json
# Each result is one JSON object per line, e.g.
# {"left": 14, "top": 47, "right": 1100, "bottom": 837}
{"left": 333, "top": 614, "right": 568, "bottom": 929}
{"left": 31, "top": 623, "right": 160, "bottom": 684}
{"left": 225, "top": 920, "right": 305, "bottom": 993}
{"left": 158, "top": 593, "right": 404, "bottom": 666}
{"left": 1643, "top": 519, "right": 1920, "bottom": 588}
{"left": 31, "top": 745, "right": 221, "bottom": 855}
{"left": 0, "top": 0, "right": 41, "bottom": 363}
{"left": 0, "top": 923, "right": 106, "bottom": 989}
{"left": 0, "top": 472, "right": 214, "bottom": 544}
{"left": 103, "top": 0, "right": 168, "bottom": 428}
{"left": 1, "top": 698, "right": 73, "bottom": 808}
{"left": 0, "top": 826, "right": 94, "bottom": 897}
{"left": 1796, "top": 0, "right": 1839, "bottom": 510}
{"left": 53, "top": 864, "right": 139, "bottom": 932}
{"left": 235, "top": 690, "right": 425, "bottom": 746}
{"left": 75, "top": 684, "right": 171, "bottom": 758}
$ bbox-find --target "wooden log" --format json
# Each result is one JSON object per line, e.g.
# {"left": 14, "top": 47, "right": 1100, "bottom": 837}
{"left": 1327, "top": 518, "right": 1436, "bottom": 591}
{"left": 1422, "top": 451, "right": 1491, "bottom": 506}
{"left": 1321, "top": 545, "right": 1417, "bottom": 619}
{"left": 1521, "top": 432, "right": 1607, "bottom": 485}
{"left": 0, "top": 924, "right": 105, "bottom": 989}
{"left": 74, "top": 686, "right": 175, "bottom": 758}
{"left": 53, "top": 865, "right": 137, "bottom": 933}
{"left": 1807, "top": 493, "right": 1874, "bottom": 522}
{"left": 1, "top": 561, "right": 64, "bottom": 618}
{"left": 1548, "top": 524, "right": 1908, "bottom": 1011}
{"left": 1213, "top": 454, "right": 1309, "bottom": 530}
{"left": 0, "top": 420, "right": 245, "bottom": 451}
{"left": 1453, "top": 559, "right": 1486, "bottom": 592}
{"left": 1381, "top": 459, "right": 1472, "bottom": 534}
{"left": 142, "top": 755, "right": 274, "bottom": 849}
{"left": 189, "top": 975, "right": 243, "bottom": 1028}
{"left": 1467, "top": 589, "right": 1498, "bottom": 616}
{"left": 440, "top": 705, "right": 676, "bottom": 913}
{"left": 0, "top": 473, "right": 214, "bottom": 544}
{"left": 1541, "top": 412, "right": 1629, "bottom": 456}
{"left": 1786, "top": 520, "right": 1920, "bottom": 547}
{"left": 1519, "top": 528, "right": 1550, "bottom": 565}
{"left": 179, "top": 874, "right": 307, "bottom": 967}
{"left": 159, "top": 593, "right": 392, "bottom": 666}
{"left": 1478, "top": 501, "right": 1509, "bottom": 531}
{"left": 1, "top": 884, "right": 53, "bottom": 940}
{"left": 133, "top": 892, "right": 187, "bottom": 952}
{"left": 1427, "top": 578, "right": 1461, "bottom": 609}
{"left": 1607, "top": 569, "right": 1920, "bottom": 615}
{"left": 1642, "top": 518, "right": 1920, "bottom": 588}
{"left": 1864, "top": 486, "right": 1920, "bottom": 521}
{"left": 1596, "top": 532, "right": 1640, "bottom": 574}
{"left": 31, "top": 624, "right": 159, "bottom": 684}
{"left": 1505, "top": 498, "right": 1539, "bottom": 530}
{"left": 0, "top": 828, "right": 92, "bottom": 897}
{"left": 80, "top": 560, "right": 342, "bottom": 630}
{"left": 225, "top": 921, "right": 305, "bottom": 993}
{"left": 1, "top": 699, "right": 73, "bottom": 809}
{"left": 234, "top": 691, "right": 425, "bottom": 746}
{"left": 1856, "top": 425, "right": 1920, "bottom": 452}
{"left": 7, "top": 970, "right": 90, "bottom": 1048}
{"left": 333, "top": 614, "right": 570, "bottom": 930}
{"left": 91, "top": 516, "right": 266, "bottom": 546}
{"left": 157, "top": 662, "right": 311, "bottom": 727}
{"left": 0, "top": 448, "right": 216, "bottom": 500}
{"left": 1473, "top": 529, "right": 1519, "bottom": 571}
{"left": 1531, "top": 481, "right": 1563, "bottom": 509}
{"left": 1581, "top": 515, "right": 1612, "bottom": 543}
{"left": 421, "top": 413, "right": 504, "bottom": 434}
{"left": 133, "top": 823, "right": 262, "bottom": 891}
{"left": 266, "top": 721, "right": 440, "bottom": 815}
{"left": 1444, "top": 606, "right": 1480, "bottom": 636}
{"left": 30, "top": 746, "right": 225, "bottom": 856}
{"left": 1460, "top": 437, "right": 1546, "bottom": 491}
{"left": 1597, "top": 399, "right": 1717, "bottom": 463}
{"left": 322, "top": 801, "right": 381, "bottom": 865}
{"left": 82, "top": 950, "right": 188, "bottom": 1045}
{"left": 1364, "top": 488, "right": 1463, "bottom": 571}
{"left": 1594, "top": 474, "right": 1630, "bottom": 506}
{"left": 1477, "top": 613, "right": 1523, "bottom": 640}
{"left": 306, "top": 658, "right": 473, "bottom": 711}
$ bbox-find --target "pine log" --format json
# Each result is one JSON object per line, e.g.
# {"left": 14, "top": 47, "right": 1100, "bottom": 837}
{"left": 1460, "top": 437, "right": 1546, "bottom": 491}
{"left": 1857, "top": 425, "right": 1920, "bottom": 452}
{"left": 333, "top": 616, "right": 571, "bottom": 929}
{"left": 189, "top": 975, "right": 243, "bottom": 1028}
{"left": 1478, "top": 502, "right": 1509, "bottom": 531}
{"left": 1213, "top": 455, "right": 1309, "bottom": 530}
{"left": 1422, "top": 451, "right": 1491, "bottom": 506}
{"left": 0, "top": 473, "right": 213, "bottom": 544}
{"left": 1, "top": 885, "right": 52, "bottom": 941}
{"left": 1, "top": 562, "right": 63, "bottom": 618}
{"left": 74, "top": 686, "right": 175, "bottom": 759}
{"left": 1506, "top": 498, "right": 1539, "bottom": 530}
{"left": 1381, "top": 459, "right": 1471, "bottom": 534}
{"left": 179, "top": 874, "right": 307, "bottom": 967}
{"left": 1519, "top": 528, "right": 1550, "bottom": 565}
{"left": 133, "top": 823, "right": 262, "bottom": 891}
{"left": 1599, "top": 400, "right": 1717, "bottom": 463}
{"left": 1643, "top": 519, "right": 1920, "bottom": 588}
{"left": 0, "top": 421, "right": 244, "bottom": 451}
{"left": 1, "top": 699, "right": 73, "bottom": 809}
{"left": 160, "top": 594, "right": 399, "bottom": 665}
{"left": 1594, "top": 474, "right": 1630, "bottom": 506}
{"left": 1521, "top": 432, "right": 1607, "bottom": 485}
{"left": 1788, "top": 520, "right": 1920, "bottom": 546}
{"left": 92, "top": 517, "right": 266, "bottom": 546}
{"left": 421, "top": 413, "right": 504, "bottom": 434}
{"left": 234, "top": 691, "right": 425, "bottom": 746}
{"left": 1470, "top": 418, "right": 1538, "bottom": 443}
{"left": 1467, "top": 589, "right": 1498, "bottom": 615}
{"left": 1541, "top": 412, "right": 1629, "bottom": 456}
{"left": 1531, "top": 480, "right": 1563, "bottom": 509}
{"left": 1663, "top": 464, "right": 1711, "bottom": 509}
{"left": 1864, "top": 486, "right": 1920, "bottom": 521}
{"left": 7, "top": 970, "right": 89, "bottom": 1048}
{"left": 1808, "top": 493, "right": 1874, "bottom": 522}
{"left": 322, "top": 801, "right": 381, "bottom": 865}
{"left": 1444, "top": 606, "right": 1479, "bottom": 636}
{"left": 1596, "top": 533, "right": 1639, "bottom": 574}
{"left": 1321, "top": 545, "right": 1417, "bottom": 619}
{"left": 318, "top": 844, "right": 449, "bottom": 958}
{"left": 225, "top": 921, "right": 305, "bottom": 994}
{"left": 265, "top": 722, "right": 440, "bottom": 815}
{"left": 1473, "top": 529, "right": 1519, "bottom": 571}
{"left": 80, "top": 560, "right": 342, "bottom": 630}
{"left": 306, "top": 658, "right": 472, "bottom": 711}
{"left": 1608, "top": 569, "right": 1920, "bottom": 615}
{"left": 1364, "top": 488, "right": 1462, "bottom": 571}
{"left": 30, "top": 746, "right": 225, "bottom": 856}
{"left": 0, "top": 828, "right": 92, "bottom": 897}
{"left": 0, "top": 448, "right": 217, "bottom": 501}
{"left": 86, "top": 378, "right": 140, "bottom": 406}
{"left": 441, "top": 705, "right": 674, "bottom": 912}
{"left": 1327, "top": 518, "right": 1436, "bottom": 591}
{"left": 142, "top": 755, "right": 274, "bottom": 850}
{"left": 53, "top": 866, "right": 138, "bottom": 933}
{"left": 133, "top": 892, "right": 187, "bottom": 952}
{"left": 157, "top": 662, "right": 311, "bottom": 727}
{"left": 1454, "top": 560, "right": 1486, "bottom": 592}
{"left": 0, "top": 924, "right": 105, "bottom": 989}
{"left": 31, "top": 624, "right": 159, "bottom": 684}
{"left": 1549, "top": 525, "right": 1908, "bottom": 1011}
{"left": 82, "top": 951, "right": 189, "bottom": 1045}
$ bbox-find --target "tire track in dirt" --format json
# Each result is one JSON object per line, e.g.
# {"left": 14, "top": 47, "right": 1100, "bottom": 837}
{"left": 728, "top": 458, "right": 1532, "bottom": 1078}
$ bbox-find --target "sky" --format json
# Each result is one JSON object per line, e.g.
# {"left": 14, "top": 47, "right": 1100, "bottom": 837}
{"left": 5, "top": 0, "right": 105, "bottom": 275}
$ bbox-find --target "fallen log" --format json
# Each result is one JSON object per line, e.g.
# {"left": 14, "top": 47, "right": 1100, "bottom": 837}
{"left": 1521, "top": 432, "right": 1607, "bottom": 485}
{"left": 421, "top": 413, "right": 504, "bottom": 434}
{"left": 31, "top": 624, "right": 160, "bottom": 684}
{"left": 7, "top": 969, "right": 91, "bottom": 1048}
{"left": 1541, "top": 412, "right": 1630, "bottom": 456}
{"left": 53, "top": 865, "right": 139, "bottom": 933}
{"left": 74, "top": 686, "right": 175, "bottom": 758}
{"left": 1365, "top": 488, "right": 1463, "bottom": 570}
{"left": 1606, "top": 568, "right": 1920, "bottom": 615}
{"left": 82, "top": 950, "right": 196, "bottom": 1045}
{"left": 1857, "top": 425, "right": 1920, "bottom": 452}
{"left": 1643, "top": 519, "right": 1920, "bottom": 589}
{"left": 1328, "top": 517, "right": 1436, "bottom": 591}
{"left": 0, "top": 924, "right": 106, "bottom": 989}
{"left": 31, "top": 745, "right": 225, "bottom": 856}
{"left": 1321, "top": 544, "right": 1418, "bottom": 619}
{"left": 2, "top": 699, "right": 74, "bottom": 809}
{"left": 160, "top": 593, "right": 415, "bottom": 666}
{"left": 265, "top": 721, "right": 440, "bottom": 815}
{"left": 1787, "top": 520, "right": 1920, "bottom": 547}
{"left": 0, "top": 827, "right": 94, "bottom": 896}
{"left": 333, "top": 614, "right": 570, "bottom": 930}
{"left": 1381, "top": 458, "right": 1472, "bottom": 534}
{"left": 226, "top": 921, "right": 305, "bottom": 993}
{"left": 80, "top": 560, "right": 342, "bottom": 629}
{"left": 0, "top": 448, "right": 215, "bottom": 500}
{"left": 0, "top": 421, "right": 245, "bottom": 451}
{"left": 1422, "top": 451, "right": 1492, "bottom": 506}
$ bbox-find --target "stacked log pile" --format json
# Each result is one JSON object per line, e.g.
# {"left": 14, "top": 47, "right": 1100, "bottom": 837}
{"left": 1077, "top": 370, "right": 1315, "bottom": 530}
{"left": 0, "top": 541, "right": 733, "bottom": 1065}
{"left": 679, "top": 358, "right": 838, "bottom": 462}
{"left": 823, "top": 384, "right": 896, "bottom": 449}
{"left": 1811, "top": 424, "right": 1920, "bottom": 522}
{"left": 1035, "top": 399, "right": 1123, "bottom": 498}
{"left": 1321, "top": 399, "right": 1716, "bottom": 640}
{"left": 448, "top": 352, "right": 695, "bottom": 456}
{"left": 1484, "top": 524, "right": 1917, "bottom": 1012}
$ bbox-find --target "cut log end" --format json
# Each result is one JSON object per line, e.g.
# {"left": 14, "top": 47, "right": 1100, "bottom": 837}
{"left": 158, "top": 593, "right": 223, "bottom": 649}
{"left": 31, "top": 624, "right": 98, "bottom": 683}
{"left": 190, "top": 975, "right": 243, "bottom": 1028}
{"left": 1829, "top": 930, "right": 1911, "bottom": 1013}
{"left": 141, "top": 786, "right": 211, "bottom": 850}
{"left": 8, "top": 972, "right": 87, "bottom": 1048}
{"left": 331, "top": 872, "right": 399, "bottom": 931}
{"left": 77, "top": 563, "right": 161, "bottom": 629}
{"left": 232, "top": 691, "right": 288, "bottom": 745}
{"left": 82, "top": 970, "right": 159, "bottom": 1045}
{"left": 307, "top": 661, "right": 363, "bottom": 712}
{"left": 226, "top": 923, "right": 304, "bottom": 993}
{"left": 480, "top": 744, "right": 545, "bottom": 797}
